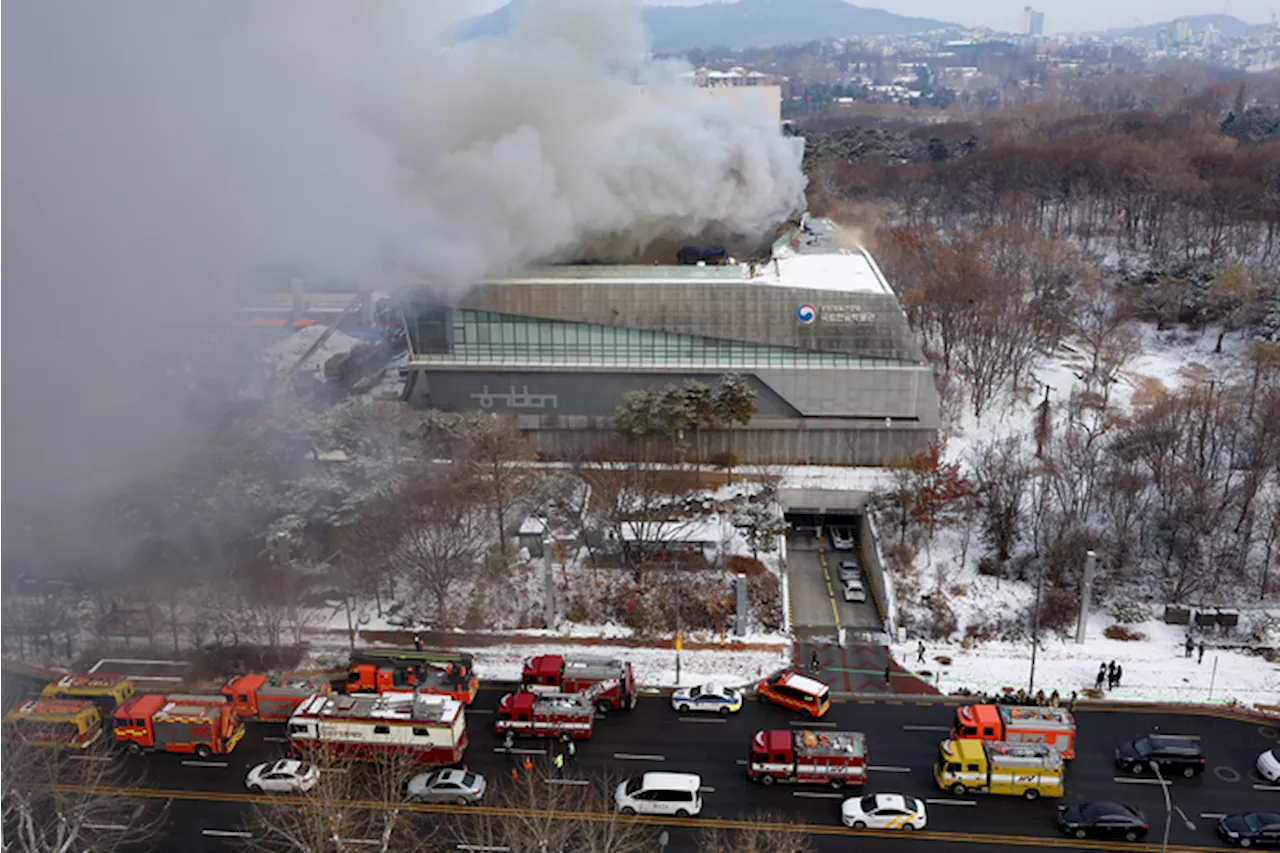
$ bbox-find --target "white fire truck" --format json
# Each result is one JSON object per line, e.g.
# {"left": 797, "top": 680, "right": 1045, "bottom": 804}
{"left": 494, "top": 679, "right": 618, "bottom": 741}
{"left": 286, "top": 688, "right": 466, "bottom": 765}
{"left": 747, "top": 728, "right": 868, "bottom": 789}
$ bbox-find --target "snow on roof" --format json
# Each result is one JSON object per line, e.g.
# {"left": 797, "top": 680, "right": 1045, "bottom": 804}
{"left": 519, "top": 516, "right": 549, "bottom": 535}
{"left": 618, "top": 518, "right": 724, "bottom": 544}
{"left": 781, "top": 672, "right": 830, "bottom": 696}
{"left": 263, "top": 325, "right": 360, "bottom": 375}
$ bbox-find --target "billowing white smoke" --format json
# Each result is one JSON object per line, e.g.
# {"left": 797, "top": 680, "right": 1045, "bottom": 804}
{"left": 2, "top": 0, "right": 805, "bottom": 569}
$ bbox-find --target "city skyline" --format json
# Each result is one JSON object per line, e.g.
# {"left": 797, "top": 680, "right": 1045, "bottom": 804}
{"left": 638, "top": 0, "right": 1274, "bottom": 36}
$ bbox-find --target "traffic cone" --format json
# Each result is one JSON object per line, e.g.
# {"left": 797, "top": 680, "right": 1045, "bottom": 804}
{"left": 523, "top": 756, "right": 533, "bottom": 773}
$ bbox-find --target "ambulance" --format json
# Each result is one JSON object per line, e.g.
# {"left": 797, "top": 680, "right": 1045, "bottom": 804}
{"left": 934, "top": 738, "right": 1064, "bottom": 800}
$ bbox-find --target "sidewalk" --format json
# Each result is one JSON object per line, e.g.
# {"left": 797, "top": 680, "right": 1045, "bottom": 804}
{"left": 318, "top": 627, "right": 789, "bottom": 653}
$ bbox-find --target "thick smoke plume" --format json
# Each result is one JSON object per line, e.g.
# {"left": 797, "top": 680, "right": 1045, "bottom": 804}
{"left": 2, "top": 0, "right": 806, "bottom": 573}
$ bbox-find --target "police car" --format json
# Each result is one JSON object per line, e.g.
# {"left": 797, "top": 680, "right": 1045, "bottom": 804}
{"left": 670, "top": 683, "right": 743, "bottom": 715}
{"left": 841, "top": 793, "right": 928, "bottom": 831}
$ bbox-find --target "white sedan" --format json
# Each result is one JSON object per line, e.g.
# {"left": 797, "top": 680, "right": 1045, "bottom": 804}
{"left": 670, "top": 683, "right": 743, "bottom": 715}
{"left": 841, "top": 793, "right": 928, "bottom": 831}
{"left": 245, "top": 759, "right": 319, "bottom": 794}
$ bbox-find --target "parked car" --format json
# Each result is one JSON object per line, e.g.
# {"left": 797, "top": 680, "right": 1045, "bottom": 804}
{"left": 1114, "top": 735, "right": 1205, "bottom": 778}
{"left": 406, "top": 769, "right": 486, "bottom": 805}
{"left": 837, "top": 560, "right": 861, "bottom": 584}
{"left": 1258, "top": 747, "right": 1280, "bottom": 783}
{"left": 245, "top": 760, "right": 319, "bottom": 794}
{"left": 1057, "top": 802, "right": 1149, "bottom": 842}
{"left": 1219, "top": 812, "right": 1280, "bottom": 848}
{"left": 830, "top": 528, "right": 855, "bottom": 551}
{"left": 615, "top": 772, "right": 702, "bottom": 817}
{"left": 670, "top": 683, "right": 742, "bottom": 715}
{"left": 842, "top": 579, "right": 867, "bottom": 603}
{"left": 841, "top": 793, "right": 927, "bottom": 831}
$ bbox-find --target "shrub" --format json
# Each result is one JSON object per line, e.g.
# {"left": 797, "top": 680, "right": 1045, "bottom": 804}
{"left": 564, "top": 596, "right": 590, "bottom": 623}
{"left": 727, "top": 555, "right": 767, "bottom": 577}
{"left": 1103, "top": 624, "right": 1146, "bottom": 641}
{"left": 922, "top": 594, "right": 957, "bottom": 640}
{"left": 1036, "top": 587, "right": 1079, "bottom": 633}
{"left": 1109, "top": 599, "right": 1152, "bottom": 625}
{"left": 707, "top": 451, "right": 739, "bottom": 470}
{"left": 747, "top": 572, "right": 783, "bottom": 632}
{"left": 950, "top": 584, "right": 967, "bottom": 597}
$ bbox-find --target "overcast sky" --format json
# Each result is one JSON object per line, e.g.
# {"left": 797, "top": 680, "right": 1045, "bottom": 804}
{"left": 641, "top": 0, "right": 1272, "bottom": 36}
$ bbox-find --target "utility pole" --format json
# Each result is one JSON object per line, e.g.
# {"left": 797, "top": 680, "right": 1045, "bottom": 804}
{"left": 1075, "top": 550, "right": 1096, "bottom": 645}
{"left": 1028, "top": 564, "right": 1045, "bottom": 694}
{"left": 1152, "top": 760, "right": 1172, "bottom": 853}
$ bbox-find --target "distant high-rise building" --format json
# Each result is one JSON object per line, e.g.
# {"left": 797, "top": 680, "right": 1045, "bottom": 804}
{"left": 1173, "top": 18, "right": 1192, "bottom": 43}
{"left": 1021, "top": 6, "right": 1045, "bottom": 36}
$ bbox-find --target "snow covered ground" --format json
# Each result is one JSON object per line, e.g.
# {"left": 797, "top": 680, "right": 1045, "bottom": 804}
{"left": 891, "top": 323, "right": 1279, "bottom": 708}
{"left": 469, "top": 643, "right": 789, "bottom": 689}
{"left": 891, "top": 611, "right": 1278, "bottom": 707}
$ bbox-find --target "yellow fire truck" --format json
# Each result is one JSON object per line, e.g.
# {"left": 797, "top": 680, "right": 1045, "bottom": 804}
{"left": 3, "top": 699, "right": 103, "bottom": 749}
{"left": 934, "top": 738, "right": 1064, "bottom": 800}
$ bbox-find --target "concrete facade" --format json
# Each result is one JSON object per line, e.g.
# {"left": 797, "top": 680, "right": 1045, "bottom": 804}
{"left": 400, "top": 241, "right": 940, "bottom": 465}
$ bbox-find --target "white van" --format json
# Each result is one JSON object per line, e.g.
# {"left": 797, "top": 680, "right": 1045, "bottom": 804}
{"left": 615, "top": 772, "right": 703, "bottom": 817}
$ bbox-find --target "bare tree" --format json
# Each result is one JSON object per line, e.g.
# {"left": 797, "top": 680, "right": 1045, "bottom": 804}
{"left": 447, "top": 768, "right": 655, "bottom": 853}
{"left": 2, "top": 739, "right": 167, "bottom": 853}
{"left": 392, "top": 476, "right": 487, "bottom": 626}
{"left": 242, "top": 750, "right": 431, "bottom": 853}
{"left": 1070, "top": 270, "right": 1140, "bottom": 409}
{"left": 697, "top": 814, "right": 817, "bottom": 853}
{"left": 426, "top": 411, "right": 536, "bottom": 555}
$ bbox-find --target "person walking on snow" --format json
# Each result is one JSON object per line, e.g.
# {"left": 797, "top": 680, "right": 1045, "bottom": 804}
{"left": 1113, "top": 664, "right": 1123, "bottom": 689}
{"left": 1184, "top": 635, "right": 1194, "bottom": 658}
{"left": 1068, "top": 691, "right": 1078, "bottom": 713}
{"left": 1198, "top": 641, "right": 1206, "bottom": 664}
{"left": 1106, "top": 660, "right": 1117, "bottom": 690}
{"left": 1095, "top": 665, "right": 1106, "bottom": 691}
{"left": 917, "top": 640, "right": 926, "bottom": 664}
{"left": 414, "top": 635, "right": 424, "bottom": 651}
{"left": 883, "top": 663, "right": 892, "bottom": 686}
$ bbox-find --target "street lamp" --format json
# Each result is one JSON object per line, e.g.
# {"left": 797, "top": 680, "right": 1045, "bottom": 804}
{"left": 674, "top": 557, "right": 682, "bottom": 686}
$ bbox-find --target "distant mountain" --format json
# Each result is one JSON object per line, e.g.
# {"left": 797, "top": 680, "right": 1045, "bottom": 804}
{"left": 1116, "top": 13, "right": 1253, "bottom": 39}
{"left": 452, "top": 0, "right": 957, "bottom": 51}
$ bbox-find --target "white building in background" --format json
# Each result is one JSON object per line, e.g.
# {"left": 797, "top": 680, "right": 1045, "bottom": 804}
{"left": 635, "top": 69, "right": 784, "bottom": 124}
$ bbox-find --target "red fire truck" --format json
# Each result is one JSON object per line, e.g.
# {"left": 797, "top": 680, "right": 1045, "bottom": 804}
{"left": 521, "top": 655, "right": 636, "bottom": 712}
{"left": 287, "top": 688, "right": 467, "bottom": 765}
{"left": 114, "top": 695, "right": 246, "bottom": 759}
{"left": 347, "top": 648, "right": 479, "bottom": 705}
{"left": 747, "top": 729, "right": 868, "bottom": 790}
{"left": 494, "top": 679, "right": 619, "bottom": 741}
{"left": 222, "top": 674, "right": 332, "bottom": 722}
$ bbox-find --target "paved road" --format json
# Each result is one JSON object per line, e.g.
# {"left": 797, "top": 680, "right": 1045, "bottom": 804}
{"left": 69, "top": 686, "right": 1274, "bottom": 851}
{"left": 786, "top": 532, "right": 882, "bottom": 638}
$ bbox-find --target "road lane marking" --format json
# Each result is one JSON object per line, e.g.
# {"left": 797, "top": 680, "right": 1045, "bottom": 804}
{"left": 678, "top": 717, "right": 727, "bottom": 724}
{"left": 868, "top": 766, "right": 911, "bottom": 773}
{"left": 926, "top": 798, "right": 977, "bottom": 806}
{"left": 467, "top": 709, "right": 494, "bottom": 715}
{"left": 736, "top": 759, "right": 748, "bottom": 766}
{"left": 1200, "top": 813, "right": 1226, "bottom": 819}
{"left": 792, "top": 791, "right": 844, "bottom": 799}
{"left": 60, "top": 781, "right": 1230, "bottom": 848}
{"left": 1113, "top": 777, "right": 1170, "bottom": 785}
{"left": 789, "top": 720, "right": 837, "bottom": 728}
{"left": 614, "top": 753, "right": 665, "bottom": 761}
{"left": 262, "top": 736, "right": 288, "bottom": 743}
{"left": 545, "top": 779, "right": 589, "bottom": 786}
{"left": 902, "top": 725, "right": 950, "bottom": 732}
{"left": 181, "top": 761, "right": 228, "bottom": 768}
{"left": 493, "top": 747, "right": 547, "bottom": 755}
{"left": 202, "top": 829, "right": 253, "bottom": 838}
{"left": 83, "top": 823, "right": 132, "bottom": 831}
{"left": 699, "top": 787, "right": 715, "bottom": 793}
{"left": 69, "top": 755, "right": 114, "bottom": 762}
{"left": 1153, "top": 733, "right": 1200, "bottom": 740}
{"left": 1255, "top": 784, "right": 1280, "bottom": 791}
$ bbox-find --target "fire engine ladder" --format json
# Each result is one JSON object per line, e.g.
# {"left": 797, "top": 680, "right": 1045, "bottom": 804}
{"left": 285, "top": 295, "right": 364, "bottom": 377}
{"left": 578, "top": 678, "right": 620, "bottom": 704}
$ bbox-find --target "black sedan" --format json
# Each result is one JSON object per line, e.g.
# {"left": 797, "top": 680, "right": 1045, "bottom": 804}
{"left": 1218, "top": 812, "right": 1280, "bottom": 848}
{"left": 1057, "top": 802, "right": 1149, "bottom": 842}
